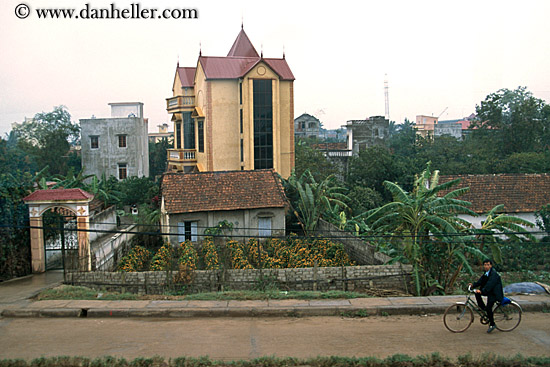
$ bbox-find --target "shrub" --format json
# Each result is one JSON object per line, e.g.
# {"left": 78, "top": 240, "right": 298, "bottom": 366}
{"left": 149, "top": 243, "right": 175, "bottom": 271}
{"left": 117, "top": 246, "right": 151, "bottom": 272}
{"left": 202, "top": 236, "right": 219, "bottom": 270}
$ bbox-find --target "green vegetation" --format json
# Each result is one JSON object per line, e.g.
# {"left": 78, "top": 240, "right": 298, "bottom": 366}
{"left": 36, "top": 285, "right": 367, "bottom": 301}
{"left": 2, "top": 353, "right": 550, "bottom": 367}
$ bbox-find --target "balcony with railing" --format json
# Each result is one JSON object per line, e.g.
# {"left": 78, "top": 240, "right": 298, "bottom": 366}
{"left": 167, "top": 148, "right": 197, "bottom": 171}
{"left": 166, "top": 95, "right": 195, "bottom": 113}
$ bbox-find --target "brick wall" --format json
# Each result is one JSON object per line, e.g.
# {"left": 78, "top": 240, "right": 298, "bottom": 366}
{"left": 66, "top": 263, "right": 412, "bottom": 295}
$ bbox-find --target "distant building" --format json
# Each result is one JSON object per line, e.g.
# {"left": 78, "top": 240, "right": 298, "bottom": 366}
{"left": 294, "top": 113, "right": 321, "bottom": 139}
{"left": 416, "top": 114, "right": 476, "bottom": 140}
{"left": 148, "top": 123, "right": 174, "bottom": 144}
{"left": 166, "top": 27, "right": 295, "bottom": 178}
{"left": 415, "top": 115, "right": 438, "bottom": 139}
{"left": 434, "top": 120, "right": 462, "bottom": 139}
{"left": 344, "top": 116, "right": 389, "bottom": 156}
{"left": 80, "top": 102, "right": 149, "bottom": 180}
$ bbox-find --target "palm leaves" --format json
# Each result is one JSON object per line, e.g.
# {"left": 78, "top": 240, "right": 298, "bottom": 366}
{"left": 282, "top": 170, "right": 349, "bottom": 236}
{"left": 471, "top": 204, "right": 535, "bottom": 263}
{"left": 365, "top": 163, "right": 476, "bottom": 295}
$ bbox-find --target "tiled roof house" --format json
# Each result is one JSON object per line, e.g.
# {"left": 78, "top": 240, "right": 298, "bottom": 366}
{"left": 439, "top": 173, "right": 550, "bottom": 233}
{"left": 160, "top": 169, "right": 287, "bottom": 244}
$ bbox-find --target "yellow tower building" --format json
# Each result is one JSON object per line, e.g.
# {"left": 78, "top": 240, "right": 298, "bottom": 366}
{"left": 166, "top": 27, "right": 295, "bottom": 178}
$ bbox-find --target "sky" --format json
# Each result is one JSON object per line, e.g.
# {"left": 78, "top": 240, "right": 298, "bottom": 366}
{"left": 1, "top": 0, "right": 550, "bottom": 136}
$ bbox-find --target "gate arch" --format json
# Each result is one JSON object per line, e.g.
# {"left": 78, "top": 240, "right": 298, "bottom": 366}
{"left": 23, "top": 189, "right": 94, "bottom": 272}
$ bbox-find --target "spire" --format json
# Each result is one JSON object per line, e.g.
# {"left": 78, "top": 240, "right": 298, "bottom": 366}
{"left": 199, "top": 42, "right": 202, "bottom": 57}
{"left": 227, "top": 28, "right": 259, "bottom": 58}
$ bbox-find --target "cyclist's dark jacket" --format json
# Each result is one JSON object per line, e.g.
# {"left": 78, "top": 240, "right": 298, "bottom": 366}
{"left": 473, "top": 268, "right": 504, "bottom": 303}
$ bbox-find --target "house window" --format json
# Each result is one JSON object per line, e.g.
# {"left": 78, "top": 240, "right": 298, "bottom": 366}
{"left": 118, "top": 134, "right": 127, "bottom": 148}
{"left": 240, "top": 139, "right": 244, "bottom": 162}
{"left": 198, "top": 120, "right": 204, "bottom": 153}
{"left": 178, "top": 221, "right": 198, "bottom": 243}
{"left": 239, "top": 82, "right": 243, "bottom": 105}
{"left": 90, "top": 136, "right": 99, "bottom": 149}
{"left": 183, "top": 112, "right": 195, "bottom": 150}
{"left": 118, "top": 163, "right": 127, "bottom": 180}
{"left": 175, "top": 122, "right": 182, "bottom": 149}
{"left": 253, "top": 79, "right": 273, "bottom": 170}
{"left": 240, "top": 109, "right": 243, "bottom": 134}
{"left": 258, "top": 217, "right": 272, "bottom": 238}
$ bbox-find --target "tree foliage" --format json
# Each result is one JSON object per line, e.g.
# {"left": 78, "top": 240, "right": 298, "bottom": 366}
{"left": 12, "top": 106, "right": 80, "bottom": 176}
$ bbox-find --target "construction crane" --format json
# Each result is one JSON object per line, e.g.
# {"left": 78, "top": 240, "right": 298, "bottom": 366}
{"left": 437, "top": 107, "right": 448, "bottom": 120}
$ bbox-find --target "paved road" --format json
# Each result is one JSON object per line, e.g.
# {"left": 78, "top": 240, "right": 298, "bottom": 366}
{"left": 1, "top": 314, "right": 549, "bottom": 361}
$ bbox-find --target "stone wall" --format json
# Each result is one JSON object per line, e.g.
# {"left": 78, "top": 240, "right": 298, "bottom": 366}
{"left": 66, "top": 263, "right": 412, "bottom": 295}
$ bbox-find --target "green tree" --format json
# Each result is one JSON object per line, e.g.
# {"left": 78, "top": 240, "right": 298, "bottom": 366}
{"left": 472, "top": 87, "right": 550, "bottom": 155}
{"left": 149, "top": 137, "right": 172, "bottom": 178}
{"left": 12, "top": 106, "right": 80, "bottom": 176}
{"left": 294, "top": 139, "right": 339, "bottom": 182}
{"left": 365, "top": 163, "right": 477, "bottom": 295}
{"left": 347, "top": 146, "right": 405, "bottom": 201}
{"left": 282, "top": 170, "right": 349, "bottom": 236}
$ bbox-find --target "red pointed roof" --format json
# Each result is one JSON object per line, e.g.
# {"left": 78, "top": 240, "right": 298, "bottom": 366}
{"left": 177, "top": 67, "right": 196, "bottom": 88}
{"left": 23, "top": 188, "right": 94, "bottom": 203}
{"left": 227, "top": 28, "right": 259, "bottom": 58}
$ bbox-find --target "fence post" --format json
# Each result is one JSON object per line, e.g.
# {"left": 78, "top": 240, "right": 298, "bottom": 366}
{"left": 313, "top": 260, "right": 318, "bottom": 291}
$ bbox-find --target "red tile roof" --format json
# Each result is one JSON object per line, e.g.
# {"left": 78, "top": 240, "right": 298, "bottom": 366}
{"left": 161, "top": 169, "right": 287, "bottom": 214}
{"left": 227, "top": 28, "right": 259, "bottom": 58}
{"left": 177, "top": 67, "right": 196, "bottom": 88}
{"left": 23, "top": 188, "right": 94, "bottom": 202}
{"left": 439, "top": 174, "right": 550, "bottom": 214}
{"left": 199, "top": 56, "right": 294, "bottom": 81}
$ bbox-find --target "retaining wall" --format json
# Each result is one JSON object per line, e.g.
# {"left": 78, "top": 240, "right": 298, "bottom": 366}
{"left": 66, "top": 263, "right": 412, "bottom": 295}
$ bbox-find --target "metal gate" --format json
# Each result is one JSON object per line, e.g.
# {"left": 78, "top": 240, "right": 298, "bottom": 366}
{"left": 43, "top": 212, "right": 79, "bottom": 271}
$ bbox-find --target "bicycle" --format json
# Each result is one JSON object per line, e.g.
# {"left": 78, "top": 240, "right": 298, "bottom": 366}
{"left": 443, "top": 285, "right": 522, "bottom": 333}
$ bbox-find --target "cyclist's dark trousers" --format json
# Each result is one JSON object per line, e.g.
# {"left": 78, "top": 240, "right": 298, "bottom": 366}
{"left": 475, "top": 293, "right": 496, "bottom": 325}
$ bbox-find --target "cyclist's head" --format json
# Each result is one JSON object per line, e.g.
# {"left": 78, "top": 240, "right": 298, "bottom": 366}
{"left": 483, "top": 259, "right": 493, "bottom": 265}
{"left": 482, "top": 259, "right": 493, "bottom": 271}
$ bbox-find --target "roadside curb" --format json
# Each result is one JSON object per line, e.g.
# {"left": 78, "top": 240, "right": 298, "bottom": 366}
{"left": 2, "top": 299, "right": 548, "bottom": 318}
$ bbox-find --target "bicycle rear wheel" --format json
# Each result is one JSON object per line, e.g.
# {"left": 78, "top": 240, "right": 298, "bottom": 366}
{"left": 494, "top": 302, "right": 522, "bottom": 332}
{"left": 443, "top": 303, "right": 473, "bottom": 333}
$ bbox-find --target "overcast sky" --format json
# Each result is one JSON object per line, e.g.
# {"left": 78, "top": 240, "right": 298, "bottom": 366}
{"left": 1, "top": 0, "right": 549, "bottom": 136}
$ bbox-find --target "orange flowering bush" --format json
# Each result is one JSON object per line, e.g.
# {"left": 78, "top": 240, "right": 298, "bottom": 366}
{"left": 150, "top": 242, "right": 175, "bottom": 271}
{"left": 117, "top": 245, "right": 151, "bottom": 272}
{"left": 227, "top": 240, "right": 253, "bottom": 269}
{"left": 202, "top": 236, "right": 220, "bottom": 270}
{"left": 178, "top": 240, "right": 198, "bottom": 271}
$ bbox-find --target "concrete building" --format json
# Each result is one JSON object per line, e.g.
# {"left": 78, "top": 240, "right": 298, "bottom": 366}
{"left": 415, "top": 115, "right": 438, "bottom": 139}
{"left": 294, "top": 113, "right": 321, "bottom": 139}
{"left": 80, "top": 102, "right": 149, "bottom": 180}
{"left": 434, "top": 120, "right": 462, "bottom": 139}
{"left": 166, "top": 27, "right": 295, "bottom": 178}
{"left": 343, "top": 116, "right": 389, "bottom": 156}
{"left": 148, "top": 123, "right": 174, "bottom": 144}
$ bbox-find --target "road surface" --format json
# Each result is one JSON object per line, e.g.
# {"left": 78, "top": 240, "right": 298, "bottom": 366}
{"left": 1, "top": 314, "right": 549, "bottom": 361}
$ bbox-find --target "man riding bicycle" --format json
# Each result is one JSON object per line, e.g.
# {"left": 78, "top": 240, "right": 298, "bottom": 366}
{"left": 468, "top": 259, "right": 504, "bottom": 333}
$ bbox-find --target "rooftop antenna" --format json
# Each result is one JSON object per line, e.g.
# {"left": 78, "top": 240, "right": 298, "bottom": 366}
{"left": 384, "top": 74, "right": 390, "bottom": 121}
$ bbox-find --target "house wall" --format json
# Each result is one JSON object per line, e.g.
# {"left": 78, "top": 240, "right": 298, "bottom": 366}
{"left": 183, "top": 61, "right": 294, "bottom": 178}
{"left": 166, "top": 207, "right": 286, "bottom": 245}
{"left": 80, "top": 116, "right": 149, "bottom": 180}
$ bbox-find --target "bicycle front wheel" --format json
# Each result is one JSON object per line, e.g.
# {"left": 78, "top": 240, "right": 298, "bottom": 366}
{"left": 494, "top": 302, "right": 522, "bottom": 332}
{"left": 443, "top": 303, "right": 473, "bottom": 333}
